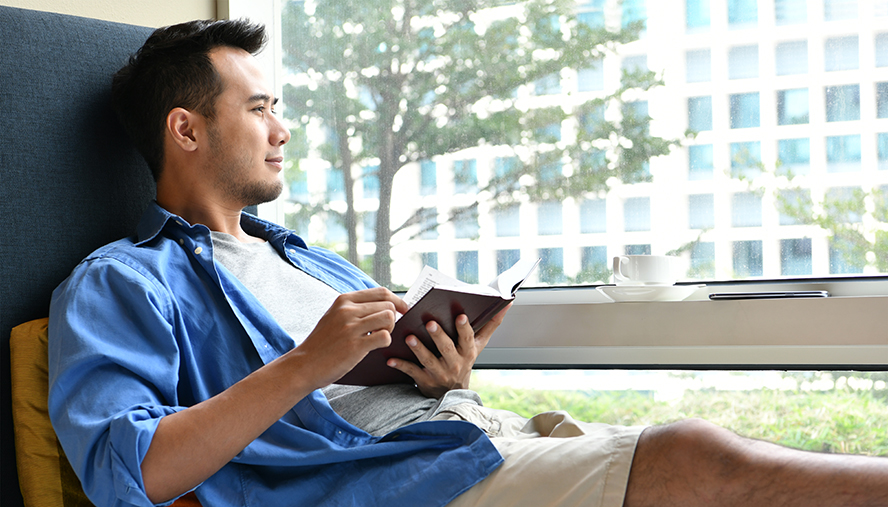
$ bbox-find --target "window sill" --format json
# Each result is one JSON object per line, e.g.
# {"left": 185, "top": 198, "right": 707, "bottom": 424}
{"left": 478, "top": 279, "right": 888, "bottom": 369}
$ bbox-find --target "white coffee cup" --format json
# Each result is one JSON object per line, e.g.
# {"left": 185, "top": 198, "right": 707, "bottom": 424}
{"left": 613, "top": 255, "right": 680, "bottom": 286}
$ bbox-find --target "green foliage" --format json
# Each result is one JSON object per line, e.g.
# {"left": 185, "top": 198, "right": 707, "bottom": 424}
{"left": 473, "top": 375, "right": 888, "bottom": 456}
{"left": 281, "top": 0, "right": 681, "bottom": 286}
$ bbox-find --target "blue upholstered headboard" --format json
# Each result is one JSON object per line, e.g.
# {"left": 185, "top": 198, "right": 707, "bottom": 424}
{"left": 0, "top": 7, "right": 154, "bottom": 506}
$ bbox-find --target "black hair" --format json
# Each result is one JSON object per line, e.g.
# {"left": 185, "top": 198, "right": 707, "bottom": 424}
{"left": 111, "top": 19, "right": 267, "bottom": 180}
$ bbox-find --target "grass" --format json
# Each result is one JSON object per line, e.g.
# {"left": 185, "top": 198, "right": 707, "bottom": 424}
{"left": 472, "top": 373, "right": 888, "bottom": 457}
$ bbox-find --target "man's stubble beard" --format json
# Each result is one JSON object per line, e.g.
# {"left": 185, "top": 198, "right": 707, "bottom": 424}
{"left": 207, "top": 123, "right": 284, "bottom": 207}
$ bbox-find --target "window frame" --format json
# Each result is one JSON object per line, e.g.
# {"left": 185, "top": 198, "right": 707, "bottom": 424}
{"left": 233, "top": 0, "right": 888, "bottom": 371}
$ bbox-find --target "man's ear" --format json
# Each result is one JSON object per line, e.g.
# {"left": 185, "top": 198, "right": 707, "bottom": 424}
{"left": 166, "top": 107, "right": 201, "bottom": 153}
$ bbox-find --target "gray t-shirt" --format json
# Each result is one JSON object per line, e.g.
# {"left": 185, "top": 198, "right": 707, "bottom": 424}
{"left": 210, "top": 231, "right": 481, "bottom": 436}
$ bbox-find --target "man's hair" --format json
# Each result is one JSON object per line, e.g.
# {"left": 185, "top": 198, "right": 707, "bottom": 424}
{"left": 112, "top": 19, "right": 267, "bottom": 180}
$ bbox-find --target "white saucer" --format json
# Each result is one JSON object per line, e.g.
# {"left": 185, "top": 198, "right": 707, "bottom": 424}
{"left": 597, "top": 284, "right": 704, "bottom": 302}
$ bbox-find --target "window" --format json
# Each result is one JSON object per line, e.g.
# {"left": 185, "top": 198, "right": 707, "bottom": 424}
{"left": 774, "top": 0, "right": 806, "bottom": 24}
{"left": 730, "top": 93, "right": 760, "bottom": 128}
{"left": 363, "top": 211, "right": 376, "bottom": 242}
{"left": 326, "top": 167, "right": 345, "bottom": 201}
{"left": 625, "top": 244, "right": 651, "bottom": 255}
{"left": 419, "top": 207, "right": 438, "bottom": 240}
{"left": 781, "top": 238, "right": 812, "bottom": 276}
{"left": 456, "top": 251, "right": 479, "bottom": 284}
{"left": 420, "top": 160, "right": 436, "bottom": 196}
{"left": 689, "top": 194, "right": 715, "bottom": 229}
{"left": 877, "top": 33, "right": 888, "bottom": 67}
{"left": 580, "top": 198, "right": 607, "bottom": 233}
{"left": 686, "top": 0, "right": 710, "bottom": 30}
{"left": 824, "top": 36, "right": 859, "bottom": 72}
{"left": 825, "top": 85, "right": 860, "bottom": 122}
{"left": 578, "top": 0, "right": 605, "bottom": 28}
{"left": 728, "top": 0, "right": 757, "bottom": 26}
{"left": 689, "top": 242, "right": 715, "bottom": 278}
{"left": 496, "top": 249, "right": 521, "bottom": 273}
{"left": 777, "top": 189, "right": 813, "bottom": 225}
{"left": 534, "top": 73, "right": 561, "bottom": 96}
{"left": 877, "top": 82, "right": 888, "bottom": 118}
{"left": 686, "top": 49, "right": 711, "bottom": 82}
{"left": 826, "top": 135, "right": 862, "bottom": 172}
{"left": 495, "top": 205, "right": 521, "bottom": 237}
{"left": 421, "top": 252, "right": 438, "bottom": 270}
{"left": 454, "top": 208, "right": 480, "bottom": 239}
{"left": 732, "top": 192, "right": 762, "bottom": 228}
{"left": 728, "top": 45, "right": 758, "bottom": 80}
{"left": 453, "top": 159, "right": 477, "bottom": 194}
{"left": 622, "top": 0, "right": 647, "bottom": 31}
{"left": 539, "top": 247, "right": 566, "bottom": 284}
{"left": 733, "top": 240, "right": 763, "bottom": 277}
{"left": 824, "top": 0, "right": 858, "bottom": 21}
{"left": 624, "top": 197, "right": 651, "bottom": 232}
{"left": 622, "top": 55, "right": 648, "bottom": 74}
{"left": 777, "top": 89, "right": 809, "bottom": 125}
{"left": 577, "top": 59, "right": 604, "bottom": 92}
{"left": 731, "top": 141, "right": 762, "bottom": 178}
{"left": 362, "top": 165, "right": 379, "bottom": 199}
{"left": 688, "top": 145, "right": 714, "bottom": 180}
{"left": 777, "top": 138, "right": 811, "bottom": 175}
{"left": 879, "top": 133, "right": 888, "bottom": 170}
{"left": 538, "top": 201, "right": 563, "bottom": 236}
{"left": 775, "top": 41, "right": 808, "bottom": 75}
{"left": 688, "top": 96, "right": 712, "bottom": 131}
{"left": 580, "top": 246, "right": 608, "bottom": 280}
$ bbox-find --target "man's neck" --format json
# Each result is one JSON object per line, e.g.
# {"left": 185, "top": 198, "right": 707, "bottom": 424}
{"left": 156, "top": 194, "right": 264, "bottom": 244}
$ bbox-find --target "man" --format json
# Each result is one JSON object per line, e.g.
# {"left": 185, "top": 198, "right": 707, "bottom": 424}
{"left": 48, "top": 18, "right": 887, "bottom": 507}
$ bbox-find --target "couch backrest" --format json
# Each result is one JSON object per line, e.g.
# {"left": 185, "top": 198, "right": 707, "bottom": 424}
{"left": 0, "top": 7, "right": 154, "bottom": 506}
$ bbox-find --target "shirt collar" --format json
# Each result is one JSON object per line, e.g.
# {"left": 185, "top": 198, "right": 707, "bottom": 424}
{"left": 135, "top": 201, "right": 308, "bottom": 249}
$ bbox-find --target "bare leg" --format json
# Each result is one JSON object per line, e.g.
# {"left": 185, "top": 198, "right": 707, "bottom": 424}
{"left": 623, "top": 418, "right": 888, "bottom": 507}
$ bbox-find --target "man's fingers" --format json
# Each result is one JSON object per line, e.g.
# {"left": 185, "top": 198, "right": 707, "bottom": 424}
{"left": 339, "top": 287, "right": 409, "bottom": 314}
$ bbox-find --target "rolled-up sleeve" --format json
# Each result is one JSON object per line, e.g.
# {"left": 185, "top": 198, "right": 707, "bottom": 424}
{"left": 48, "top": 255, "right": 188, "bottom": 507}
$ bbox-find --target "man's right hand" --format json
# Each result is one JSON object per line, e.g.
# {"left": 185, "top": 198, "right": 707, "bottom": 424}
{"left": 294, "top": 287, "right": 409, "bottom": 388}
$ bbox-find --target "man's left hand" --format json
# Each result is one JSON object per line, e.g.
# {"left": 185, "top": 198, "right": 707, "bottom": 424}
{"left": 386, "top": 304, "right": 511, "bottom": 398}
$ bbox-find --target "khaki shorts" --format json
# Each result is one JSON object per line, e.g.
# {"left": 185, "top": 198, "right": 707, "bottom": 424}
{"left": 434, "top": 404, "right": 647, "bottom": 507}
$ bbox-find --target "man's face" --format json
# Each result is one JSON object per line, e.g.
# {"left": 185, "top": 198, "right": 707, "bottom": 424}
{"left": 204, "top": 47, "right": 290, "bottom": 207}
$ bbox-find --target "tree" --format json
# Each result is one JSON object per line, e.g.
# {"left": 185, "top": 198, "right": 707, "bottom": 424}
{"left": 282, "top": 0, "right": 679, "bottom": 287}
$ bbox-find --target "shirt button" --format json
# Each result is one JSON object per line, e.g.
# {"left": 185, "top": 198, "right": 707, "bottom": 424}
{"left": 194, "top": 246, "right": 203, "bottom": 255}
{"left": 289, "top": 249, "right": 296, "bottom": 254}
{"left": 179, "top": 239, "right": 184, "bottom": 245}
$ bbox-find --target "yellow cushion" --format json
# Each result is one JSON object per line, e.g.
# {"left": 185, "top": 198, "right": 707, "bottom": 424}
{"left": 10, "top": 318, "right": 199, "bottom": 507}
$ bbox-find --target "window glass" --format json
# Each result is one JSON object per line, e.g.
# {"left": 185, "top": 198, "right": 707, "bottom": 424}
{"left": 496, "top": 248, "right": 521, "bottom": 273}
{"left": 539, "top": 247, "right": 566, "bottom": 284}
{"left": 279, "top": 0, "right": 887, "bottom": 288}
{"left": 774, "top": 41, "right": 808, "bottom": 75}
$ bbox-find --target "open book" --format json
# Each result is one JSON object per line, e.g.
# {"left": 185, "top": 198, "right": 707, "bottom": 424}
{"left": 335, "top": 257, "right": 540, "bottom": 386}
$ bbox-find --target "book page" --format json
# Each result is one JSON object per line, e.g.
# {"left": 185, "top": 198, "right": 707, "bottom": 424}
{"left": 402, "top": 265, "right": 467, "bottom": 308}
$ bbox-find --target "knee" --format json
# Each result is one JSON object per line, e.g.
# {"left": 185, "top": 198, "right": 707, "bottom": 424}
{"left": 645, "top": 418, "right": 748, "bottom": 470}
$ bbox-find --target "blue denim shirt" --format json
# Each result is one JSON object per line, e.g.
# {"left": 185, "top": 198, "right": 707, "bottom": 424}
{"left": 48, "top": 202, "right": 502, "bottom": 507}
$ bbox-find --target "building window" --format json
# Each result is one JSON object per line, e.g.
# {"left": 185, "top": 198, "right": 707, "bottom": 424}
{"left": 326, "top": 214, "right": 347, "bottom": 243}
{"left": 689, "top": 194, "right": 715, "bottom": 229}
{"left": 830, "top": 237, "right": 864, "bottom": 274}
{"left": 421, "top": 252, "right": 438, "bottom": 270}
{"left": 419, "top": 207, "right": 438, "bottom": 240}
{"left": 727, "top": 0, "right": 757, "bottom": 26}
{"left": 781, "top": 238, "right": 812, "bottom": 276}
{"left": 577, "top": 58, "right": 604, "bottom": 92}
{"left": 777, "top": 138, "right": 811, "bottom": 175}
{"left": 539, "top": 247, "right": 566, "bottom": 284}
{"left": 580, "top": 246, "right": 608, "bottom": 281}
{"left": 495, "top": 204, "right": 521, "bottom": 237}
{"left": 689, "top": 144, "right": 714, "bottom": 180}
{"left": 577, "top": 0, "right": 605, "bottom": 28}
{"left": 493, "top": 156, "right": 520, "bottom": 193}
{"left": 326, "top": 167, "right": 345, "bottom": 201}
{"left": 456, "top": 251, "right": 479, "bottom": 284}
{"left": 686, "top": 0, "right": 710, "bottom": 30}
{"left": 580, "top": 198, "right": 607, "bottom": 234}
{"left": 825, "top": 187, "right": 865, "bottom": 224}
{"left": 775, "top": 0, "right": 807, "bottom": 24}
{"left": 690, "top": 242, "right": 716, "bottom": 278}
{"left": 688, "top": 96, "right": 713, "bottom": 131}
{"left": 363, "top": 211, "right": 376, "bottom": 243}
{"left": 777, "top": 88, "right": 809, "bottom": 125}
{"left": 496, "top": 249, "right": 521, "bottom": 274}
{"left": 825, "top": 85, "right": 860, "bottom": 122}
{"left": 728, "top": 45, "right": 759, "bottom": 79}
{"left": 824, "top": 0, "right": 858, "bottom": 21}
{"left": 729, "top": 92, "right": 760, "bottom": 128}
{"left": 731, "top": 141, "right": 762, "bottom": 179}
{"left": 538, "top": 201, "right": 563, "bottom": 236}
{"left": 626, "top": 244, "right": 651, "bottom": 255}
{"left": 686, "top": 49, "right": 711, "bottom": 82}
{"left": 420, "top": 160, "right": 436, "bottom": 196}
{"left": 877, "top": 82, "right": 888, "bottom": 119}
{"left": 877, "top": 33, "right": 888, "bottom": 67}
{"left": 733, "top": 240, "right": 763, "bottom": 277}
{"left": 621, "top": 0, "right": 647, "bottom": 31}
{"left": 777, "top": 189, "right": 813, "bottom": 225}
{"left": 879, "top": 133, "right": 888, "bottom": 170}
{"left": 824, "top": 36, "right": 859, "bottom": 72}
{"left": 775, "top": 41, "right": 808, "bottom": 75}
{"left": 289, "top": 170, "right": 309, "bottom": 202}
{"left": 826, "top": 135, "right": 862, "bottom": 173}
{"left": 454, "top": 208, "right": 480, "bottom": 239}
{"left": 453, "top": 159, "right": 477, "bottom": 194}
{"left": 732, "top": 192, "right": 762, "bottom": 228}
{"left": 624, "top": 197, "right": 651, "bottom": 232}
{"left": 534, "top": 73, "right": 561, "bottom": 96}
